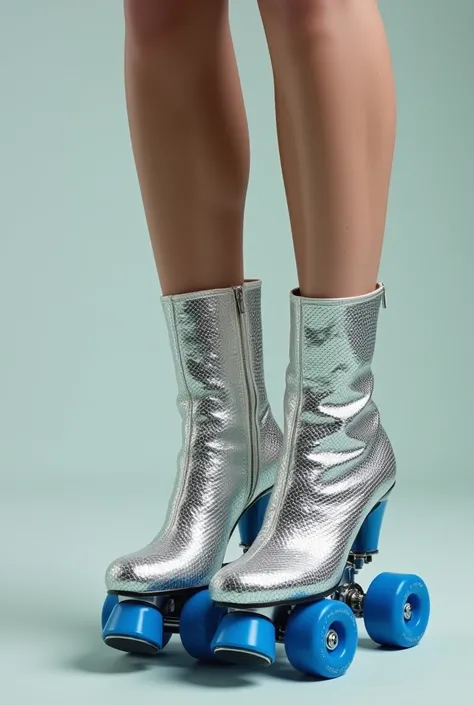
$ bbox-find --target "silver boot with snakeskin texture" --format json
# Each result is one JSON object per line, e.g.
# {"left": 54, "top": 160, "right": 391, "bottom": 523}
{"left": 101, "top": 280, "right": 282, "bottom": 655}
{"left": 207, "top": 285, "right": 427, "bottom": 674}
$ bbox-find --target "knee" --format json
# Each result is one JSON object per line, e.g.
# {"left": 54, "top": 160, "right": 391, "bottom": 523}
{"left": 257, "top": 0, "right": 352, "bottom": 37}
{"left": 124, "top": 0, "right": 195, "bottom": 50}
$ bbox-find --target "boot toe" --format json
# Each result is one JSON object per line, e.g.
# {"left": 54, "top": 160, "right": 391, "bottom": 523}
{"left": 210, "top": 560, "right": 294, "bottom": 606}
{"left": 105, "top": 553, "right": 158, "bottom": 593}
{"left": 105, "top": 542, "right": 214, "bottom": 593}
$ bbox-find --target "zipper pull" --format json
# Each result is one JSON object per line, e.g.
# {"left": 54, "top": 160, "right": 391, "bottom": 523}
{"left": 380, "top": 283, "right": 387, "bottom": 309}
{"left": 234, "top": 285, "right": 245, "bottom": 314}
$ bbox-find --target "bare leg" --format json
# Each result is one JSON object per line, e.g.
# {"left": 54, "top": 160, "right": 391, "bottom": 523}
{"left": 258, "top": 0, "right": 396, "bottom": 297}
{"left": 124, "top": 0, "right": 249, "bottom": 295}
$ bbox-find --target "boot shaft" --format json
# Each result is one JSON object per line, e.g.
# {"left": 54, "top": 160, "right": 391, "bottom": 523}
{"left": 161, "top": 280, "right": 281, "bottom": 505}
{"left": 283, "top": 285, "right": 390, "bottom": 473}
{"left": 161, "top": 281, "right": 270, "bottom": 424}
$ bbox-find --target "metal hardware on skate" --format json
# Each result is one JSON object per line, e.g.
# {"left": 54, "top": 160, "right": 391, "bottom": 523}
{"left": 326, "top": 630, "right": 339, "bottom": 651}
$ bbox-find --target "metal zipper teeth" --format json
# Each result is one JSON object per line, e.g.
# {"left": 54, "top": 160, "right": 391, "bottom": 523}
{"left": 233, "top": 285, "right": 259, "bottom": 503}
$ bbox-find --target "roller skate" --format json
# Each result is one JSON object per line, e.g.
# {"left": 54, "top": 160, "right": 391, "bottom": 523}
{"left": 198, "top": 284, "right": 431, "bottom": 678}
{"left": 101, "top": 280, "right": 282, "bottom": 658}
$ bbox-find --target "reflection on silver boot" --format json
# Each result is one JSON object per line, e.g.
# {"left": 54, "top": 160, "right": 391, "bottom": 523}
{"left": 106, "top": 281, "right": 282, "bottom": 594}
{"left": 210, "top": 284, "right": 396, "bottom": 607}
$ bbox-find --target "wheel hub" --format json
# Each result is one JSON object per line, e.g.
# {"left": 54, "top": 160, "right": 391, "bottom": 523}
{"left": 326, "top": 629, "right": 339, "bottom": 651}
{"left": 403, "top": 602, "right": 412, "bottom": 621}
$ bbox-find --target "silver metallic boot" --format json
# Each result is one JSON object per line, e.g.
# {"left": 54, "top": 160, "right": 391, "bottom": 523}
{"left": 101, "top": 280, "right": 282, "bottom": 655}
{"left": 208, "top": 285, "right": 430, "bottom": 677}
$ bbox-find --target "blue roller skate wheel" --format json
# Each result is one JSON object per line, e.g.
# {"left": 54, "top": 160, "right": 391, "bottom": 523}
{"left": 285, "top": 599, "right": 358, "bottom": 679}
{"left": 364, "top": 572, "right": 430, "bottom": 648}
{"left": 102, "top": 600, "right": 166, "bottom": 655}
{"left": 211, "top": 611, "right": 276, "bottom": 666}
{"left": 101, "top": 594, "right": 119, "bottom": 630}
{"left": 180, "top": 589, "right": 227, "bottom": 662}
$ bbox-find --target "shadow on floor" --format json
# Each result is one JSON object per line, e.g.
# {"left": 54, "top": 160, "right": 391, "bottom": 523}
{"left": 357, "top": 637, "right": 399, "bottom": 652}
{"left": 357, "top": 637, "right": 380, "bottom": 651}
{"left": 67, "top": 631, "right": 400, "bottom": 688}
{"left": 7, "top": 602, "right": 393, "bottom": 688}
{"left": 69, "top": 636, "right": 256, "bottom": 688}
{"left": 3, "top": 603, "right": 256, "bottom": 688}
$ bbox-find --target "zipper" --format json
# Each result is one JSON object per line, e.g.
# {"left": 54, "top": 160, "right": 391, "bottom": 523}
{"left": 381, "top": 283, "right": 387, "bottom": 309}
{"left": 233, "top": 285, "right": 259, "bottom": 503}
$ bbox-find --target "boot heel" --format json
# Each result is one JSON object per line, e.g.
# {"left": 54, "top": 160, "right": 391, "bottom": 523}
{"left": 351, "top": 500, "right": 388, "bottom": 554}
{"left": 238, "top": 493, "right": 271, "bottom": 548}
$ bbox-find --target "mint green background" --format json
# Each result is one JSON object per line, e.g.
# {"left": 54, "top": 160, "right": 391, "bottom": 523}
{"left": 1, "top": 2, "right": 472, "bottom": 703}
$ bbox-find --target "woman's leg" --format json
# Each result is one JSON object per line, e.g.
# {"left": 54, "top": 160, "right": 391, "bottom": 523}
{"left": 103, "top": 2, "right": 284, "bottom": 655}
{"left": 208, "top": 2, "right": 410, "bottom": 662}
{"left": 257, "top": 0, "right": 396, "bottom": 297}
{"left": 124, "top": 0, "right": 249, "bottom": 295}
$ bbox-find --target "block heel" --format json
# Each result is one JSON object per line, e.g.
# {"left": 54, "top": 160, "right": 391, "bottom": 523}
{"left": 238, "top": 493, "right": 271, "bottom": 548}
{"left": 352, "top": 500, "right": 388, "bottom": 554}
